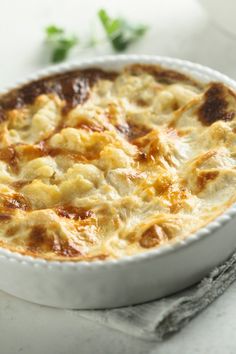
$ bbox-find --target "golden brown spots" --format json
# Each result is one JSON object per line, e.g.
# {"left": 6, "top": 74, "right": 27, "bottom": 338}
{"left": 135, "top": 98, "right": 150, "bottom": 107}
{"left": 27, "top": 225, "right": 82, "bottom": 257}
{"left": 153, "top": 173, "right": 172, "bottom": 195}
{"left": 11, "top": 180, "right": 31, "bottom": 190}
{"left": 139, "top": 224, "right": 169, "bottom": 248}
{"left": 198, "top": 83, "right": 236, "bottom": 125}
{"left": 193, "top": 150, "right": 217, "bottom": 168}
{"left": 18, "top": 141, "right": 99, "bottom": 163}
{"left": 45, "top": 139, "right": 100, "bottom": 161}
{"left": 0, "top": 146, "right": 18, "bottom": 172}
{"left": 27, "top": 225, "right": 52, "bottom": 252}
{"left": 56, "top": 239, "right": 82, "bottom": 257}
{"left": 116, "top": 121, "right": 151, "bottom": 142}
{"left": 105, "top": 102, "right": 120, "bottom": 124}
{"left": 136, "top": 151, "right": 148, "bottom": 162}
{"left": 76, "top": 120, "right": 105, "bottom": 133}
{"left": 128, "top": 121, "right": 152, "bottom": 141}
{"left": 6, "top": 225, "right": 19, "bottom": 237}
{"left": 3, "top": 193, "right": 31, "bottom": 211}
{"left": 16, "top": 143, "right": 45, "bottom": 162}
{"left": 197, "top": 170, "right": 219, "bottom": 192}
{"left": 134, "top": 132, "right": 174, "bottom": 167}
{"left": 0, "top": 214, "right": 12, "bottom": 222}
{"left": 55, "top": 205, "right": 93, "bottom": 221}
{"left": 169, "top": 187, "right": 188, "bottom": 213}
{"left": 153, "top": 174, "right": 188, "bottom": 213}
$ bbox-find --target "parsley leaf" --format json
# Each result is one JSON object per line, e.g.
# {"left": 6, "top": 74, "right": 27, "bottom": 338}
{"left": 98, "top": 9, "right": 148, "bottom": 52}
{"left": 45, "top": 25, "right": 78, "bottom": 63}
{"left": 44, "top": 11, "right": 148, "bottom": 63}
{"left": 45, "top": 25, "right": 64, "bottom": 37}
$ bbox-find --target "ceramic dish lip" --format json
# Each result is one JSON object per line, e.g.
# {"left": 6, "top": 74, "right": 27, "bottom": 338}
{"left": 1, "top": 54, "right": 236, "bottom": 269}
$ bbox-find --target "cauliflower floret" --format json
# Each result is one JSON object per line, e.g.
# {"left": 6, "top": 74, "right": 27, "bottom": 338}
{"left": 21, "top": 180, "right": 61, "bottom": 208}
{"left": 50, "top": 128, "right": 89, "bottom": 152}
{"left": 60, "top": 176, "right": 94, "bottom": 202}
{"left": 60, "top": 163, "right": 103, "bottom": 202}
{"left": 65, "top": 163, "right": 103, "bottom": 185}
{"left": 22, "top": 157, "right": 59, "bottom": 179}
{"left": 98, "top": 145, "right": 133, "bottom": 170}
{"left": 30, "top": 95, "right": 61, "bottom": 141}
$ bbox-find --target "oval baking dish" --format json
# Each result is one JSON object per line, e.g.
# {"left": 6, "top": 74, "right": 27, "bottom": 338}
{"left": 0, "top": 55, "right": 236, "bottom": 309}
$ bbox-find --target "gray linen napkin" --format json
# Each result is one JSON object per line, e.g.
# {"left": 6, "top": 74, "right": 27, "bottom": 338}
{"left": 79, "top": 252, "right": 236, "bottom": 341}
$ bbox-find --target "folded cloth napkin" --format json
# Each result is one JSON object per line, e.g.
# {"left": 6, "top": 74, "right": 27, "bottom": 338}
{"left": 79, "top": 252, "right": 236, "bottom": 341}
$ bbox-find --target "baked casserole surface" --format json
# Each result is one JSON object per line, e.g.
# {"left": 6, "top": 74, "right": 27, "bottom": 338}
{"left": 0, "top": 64, "right": 235, "bottom": 260}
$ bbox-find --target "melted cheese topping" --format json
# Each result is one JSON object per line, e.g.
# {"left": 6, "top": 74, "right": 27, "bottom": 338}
{"left": 0, "top": 64, "right": 236, "bottom": 261}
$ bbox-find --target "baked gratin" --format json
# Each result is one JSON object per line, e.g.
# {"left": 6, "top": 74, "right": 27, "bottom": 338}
{"left": 0, "top": 64, "right": 236, "bottom": 261}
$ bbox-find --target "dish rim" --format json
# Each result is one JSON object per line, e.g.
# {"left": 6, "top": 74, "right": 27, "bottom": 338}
{"left": 1, "top": 53, "right": 236, "bottom": 269}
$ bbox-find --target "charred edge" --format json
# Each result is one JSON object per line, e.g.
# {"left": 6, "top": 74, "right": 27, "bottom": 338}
{"left": 0, "top": 68, "right": 118, "bottom": 116}
{"left": 198, "top": 83, "right": 236, "bottom": 126}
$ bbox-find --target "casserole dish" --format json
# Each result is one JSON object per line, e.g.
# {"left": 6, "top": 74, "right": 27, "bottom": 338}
{"left": 1, "top": 55, "right": 236, "bottom": 309}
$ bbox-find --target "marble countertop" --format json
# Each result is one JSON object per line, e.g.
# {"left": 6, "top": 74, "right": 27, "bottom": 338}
{"left": 1, "top": 0, "right": 236, "bottom": 353}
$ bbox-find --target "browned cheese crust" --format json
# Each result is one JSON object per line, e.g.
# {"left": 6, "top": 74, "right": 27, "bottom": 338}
{"left": 0, "top": 64, "right": 235, "bottom": 261}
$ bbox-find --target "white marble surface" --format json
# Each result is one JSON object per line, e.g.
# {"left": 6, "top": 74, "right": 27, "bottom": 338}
{"left": 1, "top": 0, "right": 236, "bottom": 353}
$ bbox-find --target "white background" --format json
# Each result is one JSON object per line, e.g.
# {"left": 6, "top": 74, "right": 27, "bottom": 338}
{"left": 1, "top": 0, "right": 236, "bottom": 353}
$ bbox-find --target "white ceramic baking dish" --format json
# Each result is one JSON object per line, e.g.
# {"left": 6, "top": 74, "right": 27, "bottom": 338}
{"left": 1, "top": 55, "right": 236, "bottom": 309}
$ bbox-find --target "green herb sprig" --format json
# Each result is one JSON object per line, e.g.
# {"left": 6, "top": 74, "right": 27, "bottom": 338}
{"left": 98, "top": 9, "right": 148, "bottom": 52}
{"left": 45, "top": 25, "right": 78, "bottom": 63}
{"left": 45, "top": 10, "right": 148, "bottom": 63}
